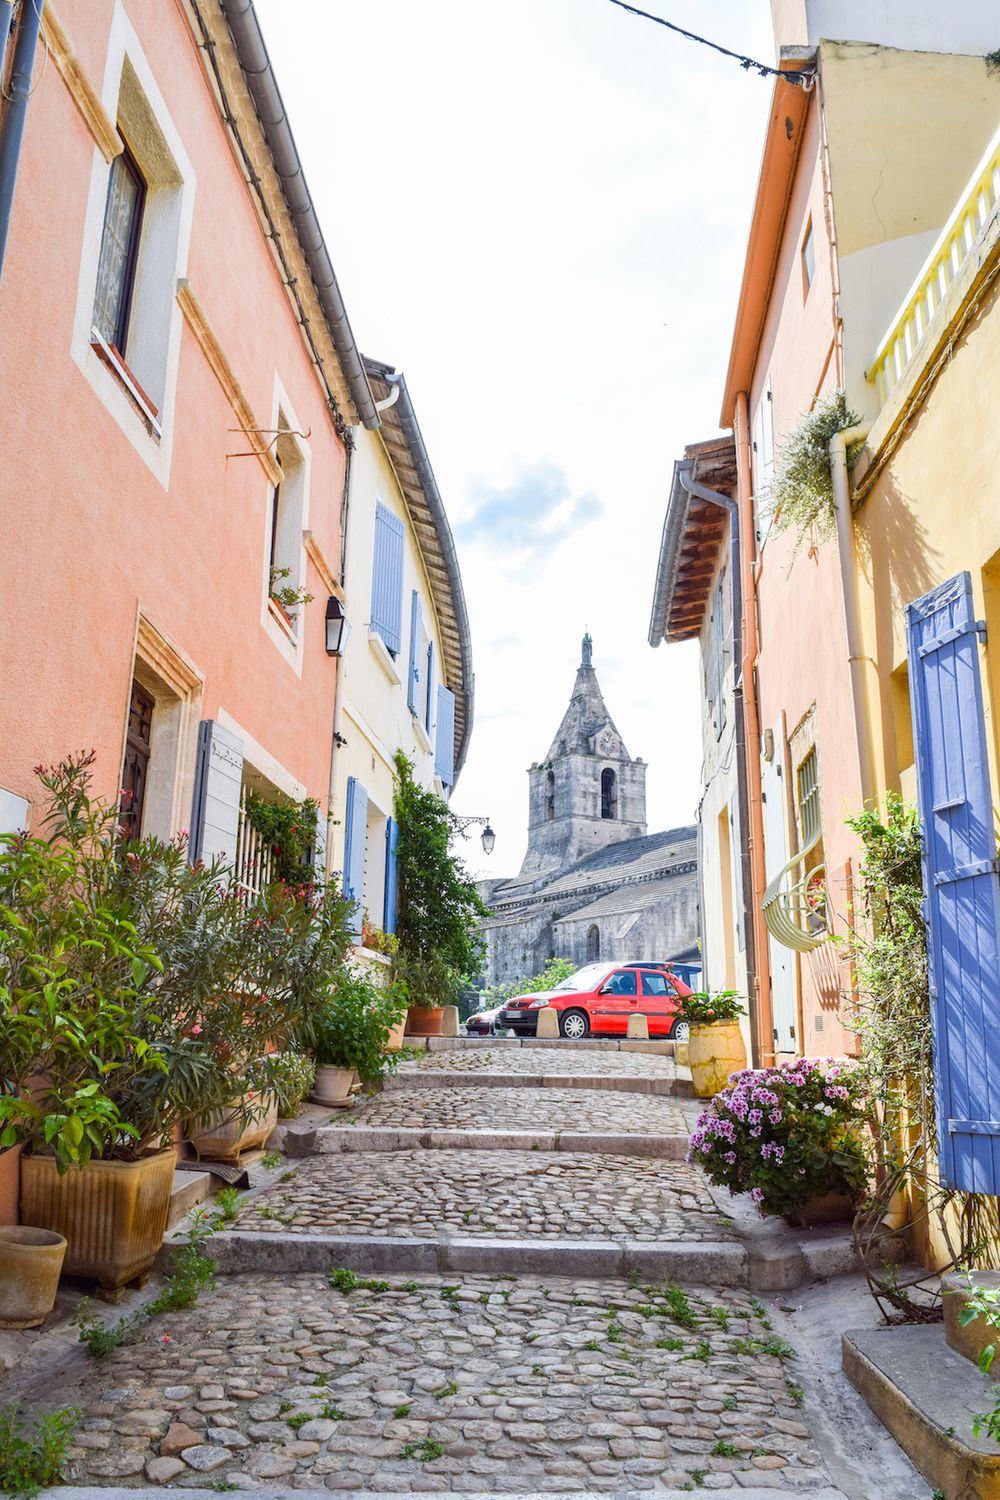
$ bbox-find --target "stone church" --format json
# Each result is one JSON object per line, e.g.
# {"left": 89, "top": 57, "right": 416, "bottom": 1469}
{"left": 480, "top": 636, "right": 700, "bottom": 985}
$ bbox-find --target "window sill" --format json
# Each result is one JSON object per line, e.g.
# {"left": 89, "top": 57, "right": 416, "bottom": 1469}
{"left": 90, "top": 327, "right": 161, "bottom": 437}
{"left": 268, "top": 596, "right": 299, "bottom": 644}
{"left": 411, "top": 713, "right": 432, "bottom": 756}
{"left": 368, "top": 630, "right": 402, "bottom": 685}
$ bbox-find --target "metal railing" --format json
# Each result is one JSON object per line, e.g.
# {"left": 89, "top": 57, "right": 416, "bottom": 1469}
{"left": 762, "top": 751, "right": 827, "bottom": 953}
{"left": 234, "top": 785, "right": 274, "bottom": 898}
{"left": 869, "top": 122, "right": 1000, "bottom": 409}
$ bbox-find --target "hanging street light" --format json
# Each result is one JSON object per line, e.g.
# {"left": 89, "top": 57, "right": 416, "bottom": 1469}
{"left": 324, "top": 596, "right": 351, "bottom": 656}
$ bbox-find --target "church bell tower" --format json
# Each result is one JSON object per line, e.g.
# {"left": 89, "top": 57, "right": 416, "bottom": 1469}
{"left": 520, "top": 634, "right": 647, "bottom": 877}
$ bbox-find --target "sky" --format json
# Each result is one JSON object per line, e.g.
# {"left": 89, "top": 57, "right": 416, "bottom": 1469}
{"left": 254, "top": 0, "right": 777, "bottom": 878}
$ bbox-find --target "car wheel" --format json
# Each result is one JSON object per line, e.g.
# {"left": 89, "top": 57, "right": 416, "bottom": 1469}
{"left": 671, "top": 1019, "right": 690, "bottom": 1044}
{"left": 560, "top": 1008, "right": 590, "bottom": 1040}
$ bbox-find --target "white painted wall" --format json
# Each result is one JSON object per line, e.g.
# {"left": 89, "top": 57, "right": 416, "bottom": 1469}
{"left": 329, "top": 424, "right": 447, "bottom": 910}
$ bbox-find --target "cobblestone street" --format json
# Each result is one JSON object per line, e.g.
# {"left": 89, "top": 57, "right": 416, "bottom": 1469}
{"left": 53, "top": 1274, "right": 825, "bottom": 1493}
{"left": 233, "top": 1152, "right": 731, "bottom": 1242}
{"left": 329, "top": 1084, "right": 691, "bottom": 1137}
{"left": 11, "top": 1041, "right": 926, "bottom": 1497}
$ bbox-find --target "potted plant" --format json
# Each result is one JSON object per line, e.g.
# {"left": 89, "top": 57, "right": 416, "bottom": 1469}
{"left": 0, "top": 1226, "right": 67, "bottom": 1328}
{"left": 307, "top": 969, "right": 405, "bottom": 1102}
{"left": 687, "top": 1057, "right": 870, "bottom": 1222}
{"left": 391, "top": 752, "right": 485, "bottom": 1037}
{"left": 681, "top": 989, "right": 748, "bottom": 1099}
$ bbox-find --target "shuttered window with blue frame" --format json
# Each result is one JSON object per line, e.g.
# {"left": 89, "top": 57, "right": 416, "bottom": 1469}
{"left": 435, "top": 685, "right": 456, "bottom": 788}
{"left": 370, "top": 503, "right": 404, "bottom": 656}
{"left": 407, "top": 590, "right": 434, "bottom": 729}
{"left": 343, "top": 776, "right": 368, "bottom": 942}
{"left": 906, "top": 570, "right": 1000, "bottom": 1194}
{"left": 383, "top": 817, "right": 399, "bottom": 934}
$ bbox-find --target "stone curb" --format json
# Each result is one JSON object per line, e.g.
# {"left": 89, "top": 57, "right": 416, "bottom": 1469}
{"left": 404, "top": 1036, "right": 676, "bottom": 1055}
{"left": 180, "top": 1229, "right": 749, "bottom": 1285}
{"left": 40, "top": 1490, "right": 849, "bottom": 1500}
{"left": 306, "top": 1125, "right": 690, "bottom": 1159}
{"left": 385, "top": 1070, "right": 692, "bottom": 1098}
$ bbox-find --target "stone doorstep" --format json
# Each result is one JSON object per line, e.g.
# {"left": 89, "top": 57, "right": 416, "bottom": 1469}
{"left": 843, "top": 1324, "right": 1000, "bottom": 1499}
{"left": 406, "top": 1036, "right": 676, "bottom": 1054}
{"left": 385, "top": 1070, "right": 692, "bottom": 1098}
{"left": 166, "top": 1168, "right": 213, "bottom": 1229}
{"left": 39, "top": 1489, "right": 851, "bottom": 1500}
{"left": 308, "top": 1125, "right": 690, "bottom": 1159}
{"left": 171, "top": 1228, "right": 749, "bottom": 1286}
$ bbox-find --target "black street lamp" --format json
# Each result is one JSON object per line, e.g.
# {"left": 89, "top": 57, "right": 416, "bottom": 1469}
{"left": 454, "top": 814, "right": 496, "bottom": 856}
{"left": 325, "top": 596, "right": 351, "bottom": 656}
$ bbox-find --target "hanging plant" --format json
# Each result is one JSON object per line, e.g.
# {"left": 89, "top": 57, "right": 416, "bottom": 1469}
{"left": 244, "top": 790, "right": 320, "bottom": 889}
{"left": 766, "top": 389, "right": 860, "bottom": 551}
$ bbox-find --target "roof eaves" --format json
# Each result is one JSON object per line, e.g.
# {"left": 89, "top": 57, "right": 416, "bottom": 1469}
{"left": 220, "top": 0, "right": 379, "bottom": 431}
{"left": 719, "top": 53, "right": 815, "bottom": 426}
{"left": 363, "top": 357, "right": 475, "bottom": 781}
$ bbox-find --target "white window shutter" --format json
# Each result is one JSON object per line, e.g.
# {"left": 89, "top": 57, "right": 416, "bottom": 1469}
{"left": 191, "top": 720, "right": 244, "bottom": 867}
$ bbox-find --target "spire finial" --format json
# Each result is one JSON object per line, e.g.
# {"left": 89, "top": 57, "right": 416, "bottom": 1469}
{"left": 581, "top": 631, "right": 593, "bottom": 668}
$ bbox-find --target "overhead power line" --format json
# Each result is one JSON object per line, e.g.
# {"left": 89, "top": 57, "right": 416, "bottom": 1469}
{"left": 606, "top": 0, "right": 815, "bottom": 87}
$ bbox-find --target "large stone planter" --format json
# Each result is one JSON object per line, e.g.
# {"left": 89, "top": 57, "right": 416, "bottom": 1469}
{"left": 0, "top": 1225, "right": 67, "bottom": 1327}
{"left": 187, "top": 1093, "right": 278, "bottom": 1162}
{"left": 311, "top": 1066, "right": 355, "bottom": 1105}
{"left": 407, "top": 1006, "right": 444, "bottom": 1037}
{"left": 20, "top": 1150, "right": 175, "bottom": 1289}
{"left": 688, "top": 1021, "right": 747, "bottom": 1099}
{"left": 943, "top": 1270, "right": 1000, "bottom": 1367}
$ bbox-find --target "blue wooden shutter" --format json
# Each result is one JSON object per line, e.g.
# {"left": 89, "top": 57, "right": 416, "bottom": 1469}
{"left": 370, "top": 503, "right": 404, "bottom": 655}
{"left": 190, "top": 720, "right": 243, "bottom": 867}
{"left": 383, "top": 816, "right": 399, "bottom": 934}
{"left": 407, "top": 590, "right": 420, "bottom": 713}
{"left": 907, "top": 571, "right": 1000, "bottom": 1193}
{"left": 435, "top": 685, "right": 455, "bottom": 787}
{"left": 342, "top": 776, "right": 368, "bottom": 941}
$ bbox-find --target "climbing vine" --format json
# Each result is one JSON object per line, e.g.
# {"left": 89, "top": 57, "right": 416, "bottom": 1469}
{"left": 845, "top": 797, "right": 999, "bottom": 1320}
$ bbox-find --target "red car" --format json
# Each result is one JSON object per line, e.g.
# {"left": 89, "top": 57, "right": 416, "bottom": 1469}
{"left": 498, "top": 962, "right": 692, "bottom": 1040}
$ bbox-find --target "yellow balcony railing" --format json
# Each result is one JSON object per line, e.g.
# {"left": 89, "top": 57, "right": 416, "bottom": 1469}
{"left": 869, "top": 121, "right": 1000, "bottom": 409}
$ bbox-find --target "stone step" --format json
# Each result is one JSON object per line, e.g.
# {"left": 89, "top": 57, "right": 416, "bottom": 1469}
{"left": 190, "top": 1228, "right": 748, "bottom": 1284}
{"left": 40, "top": 1488, "right": 851, "bottom": 1500}
{"left": 386, "top": 1069, "right": 692, "bottom": 1097}
{"left": 308, "top": 1125, "right": 691, "bottom": 1159}
{"left": 843, "top": 1323, "right": 1000, "bottom": 1497}
{"left": 166, "top": 1167, "right": 212, "bottom": 1229}
{"left": 404, "top": 1035, "right": 676, "bottom": 1055}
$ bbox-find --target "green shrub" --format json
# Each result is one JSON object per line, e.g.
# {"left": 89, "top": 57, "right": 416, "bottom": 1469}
{"left": 766, "top": 388, "right": 861, "bottom": 550}
{"left": 308, "top": 970, "right": 406, "bottom": 1082}
{"left": 0, "top": 1403, "right": 79, "bottom": 1498}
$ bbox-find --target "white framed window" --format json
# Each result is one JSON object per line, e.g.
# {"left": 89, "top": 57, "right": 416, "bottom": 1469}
{"left": 71, "top": 12, "right": 195, "bottom": 485}
{"left": 752, "top": 375, "right": 775, "bottom": 547}
{"left": 261, "top": 380, "right": 312, "bottom": 673}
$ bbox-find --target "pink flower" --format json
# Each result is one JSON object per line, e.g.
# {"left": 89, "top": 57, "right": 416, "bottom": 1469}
{"left": 189, "top": 1025, "right": 203, "bottom": 1036}
{"left": 161, "top": 1334, "right": 172, "bottom": 1344}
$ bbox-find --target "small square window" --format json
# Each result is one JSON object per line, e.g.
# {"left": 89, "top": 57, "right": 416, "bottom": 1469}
{"left": 801, "top": 218, "right": 815, "bottom": 295}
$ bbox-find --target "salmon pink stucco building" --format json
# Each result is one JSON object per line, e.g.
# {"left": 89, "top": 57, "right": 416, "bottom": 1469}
{"left": 0, "top": 0, "right": 383, "bottom": 877}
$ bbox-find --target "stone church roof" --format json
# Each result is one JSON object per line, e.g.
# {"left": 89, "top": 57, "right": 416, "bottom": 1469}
{"left": 489, "top": 825, "right": 697, "bottom": 912}
{"left": 544, "top": 633, "right": 630, "bottom": 762}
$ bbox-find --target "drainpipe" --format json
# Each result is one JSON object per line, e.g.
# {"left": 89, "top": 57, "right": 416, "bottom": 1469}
{"left": 677, "top": 465, "right": 761, "bottom": 1068}
{"left": 830, "top": 423, "right": 874, "bottom": 807}
{"left": 0, "top": 0, "right": 44, "bottom": 281}
{"left": 734, "top": 393, "right": 774, "bottom": 1065}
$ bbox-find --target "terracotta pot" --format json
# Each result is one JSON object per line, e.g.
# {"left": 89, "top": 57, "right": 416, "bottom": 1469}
{"left": 407, "top": 1006, "right": 445, "bottom": 1037}
{"left": 187, "top": 1093, "right": 278, "bottom": 1162}
{"left": 20, "top": 1150, "right": 175, "bottom": 1289}
{"left": 312, "top": 1066, "right": 355, "bottom": 1105}
{"left": 385, "top": 1016, "right": 407, "bottom": 1051}
{"left": 0, "top": 1145, "right": 22, "bottom": 1226}
{"left": 784, "top": 1190, "right": 856, "bottom": 1228}
{"left": 0, "top": 1225, "right": 67, "bottom": 1328}
{"left": 688, "top": 1021, "right": 748, "bottom": 1099}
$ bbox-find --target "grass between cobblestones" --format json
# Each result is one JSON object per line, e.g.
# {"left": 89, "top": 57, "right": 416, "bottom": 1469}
{"left": 39, "top": 1272, "right": 826, "bottom": 1492}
